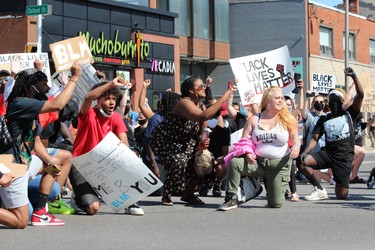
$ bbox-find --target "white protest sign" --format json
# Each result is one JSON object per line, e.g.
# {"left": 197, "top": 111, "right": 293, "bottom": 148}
{"left": 229, "top": 46, "right": 295, "bottom": 105}
{"left": 230, "top": 129, "right": 244, "bottom": 150}
{"left": 50, "top": 63, "right": 100, "bottom": 107}
{"left": 49, "top": 36, "right": 94, "bottom": 73}
{"left": 310, "top": 73, "right": 336, "bottom": 94}
{"left": 0, "top": 52, "right": 51, "bottom": 84}
{"left": 71, "top": 132, "right": 163, "bottom": 212}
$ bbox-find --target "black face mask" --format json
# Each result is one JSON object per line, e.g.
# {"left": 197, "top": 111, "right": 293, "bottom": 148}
{"left": 138, "top": 119, "right": 147, "bottom": 126}
{"left": 329, "top": 100, "right": 343, "bottom": 116}
{"left": 313, "top": 102, "right": 325, "bottom": 111}
{"left": 32, "top": 85, "right": 48, "bottom": 101}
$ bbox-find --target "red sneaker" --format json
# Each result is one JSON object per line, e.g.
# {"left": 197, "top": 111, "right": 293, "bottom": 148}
{"left": 31, "top": 207, "right": 65, "bottom": 226}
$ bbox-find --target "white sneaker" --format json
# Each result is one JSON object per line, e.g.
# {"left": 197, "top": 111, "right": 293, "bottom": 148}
{"left": 125, "top": 203, "right": 144, "bottom": 216}
{"left": 305, "top": 187, "right": 328, "bottom": 201}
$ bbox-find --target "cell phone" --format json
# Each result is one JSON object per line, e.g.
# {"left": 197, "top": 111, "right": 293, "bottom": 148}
{"left": 228, "top": 80, "right": 233, "bottom": 89}
{"left": 306, "top": 91, "right": 316, "bottom": 98}
{"left": 292, "top": 73, "right": 301, "bottom": 94}
{"left": 44, "top": 164, "right": 61, "bottom": 175}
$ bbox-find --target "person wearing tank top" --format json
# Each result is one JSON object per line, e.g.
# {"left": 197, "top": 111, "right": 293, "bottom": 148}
{"left": 218, "top": 86, "right": 300, "bottom": 211}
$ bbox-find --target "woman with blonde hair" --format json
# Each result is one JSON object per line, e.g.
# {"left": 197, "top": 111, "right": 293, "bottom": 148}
{"left": 218, "top": 86, "right": 300, "bottom": 210}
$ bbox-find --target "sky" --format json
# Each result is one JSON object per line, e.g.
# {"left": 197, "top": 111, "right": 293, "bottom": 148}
{"left": 311, "top": 0, "right": 344, "bottom": 7}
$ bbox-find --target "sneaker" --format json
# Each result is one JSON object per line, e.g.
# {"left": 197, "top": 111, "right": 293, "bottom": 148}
{"left": 48, "top": 195, "right": 76, "bottom": 215}
{"left": 125, "top": 203, "right": 144, "bottom": 216}
{"left": 31, "top": 207, "right": 65, "bottom": 226}
{"left": 304, "top": 187, "right": 328, "bottom": 201}
{"left": 217, "top": 196, "right": 238, "bottom": 211}
{"left": 212, "top": 184, "right": 222, "bottom": 197}
{"left": 367, "top": 175, "right": 375, "bottom": 189}
{"left": 291, "top": 193, "right": 300, "bottom": 202}
{"left": 199, "top": 187, "right": 209, "bottom": 197}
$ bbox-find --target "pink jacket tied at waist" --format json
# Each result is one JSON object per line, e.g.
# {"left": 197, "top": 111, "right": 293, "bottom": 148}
{"left": 224, "top": 137, "right": 256, "bottom": 168}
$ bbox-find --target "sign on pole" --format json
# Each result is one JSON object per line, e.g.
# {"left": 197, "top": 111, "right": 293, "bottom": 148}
{"left": 26, "top": 4, "right": 52, "bottom": 16}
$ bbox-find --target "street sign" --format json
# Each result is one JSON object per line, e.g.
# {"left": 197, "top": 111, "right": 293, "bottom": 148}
{"left": 26, "top": 4, "right": 52, "bottom": 16}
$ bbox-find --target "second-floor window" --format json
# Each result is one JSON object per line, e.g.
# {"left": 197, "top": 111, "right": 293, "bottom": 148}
{"left": 320, "top": 27, "right": 333, "bottom": 57}
{"left": 370, "top": 39, "right": 375, "bottom": 64}
{"left": 343, "top": 33, "right": 356, "bottom": 60}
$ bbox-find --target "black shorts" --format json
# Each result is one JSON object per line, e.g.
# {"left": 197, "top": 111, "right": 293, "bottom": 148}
{"left": 309, "top": 149, "right": 351, "bottom": 188}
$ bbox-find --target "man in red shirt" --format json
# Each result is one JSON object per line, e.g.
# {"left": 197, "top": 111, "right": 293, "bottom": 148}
{"left": 71, "top": 77, "right": 144, "bottom": 215}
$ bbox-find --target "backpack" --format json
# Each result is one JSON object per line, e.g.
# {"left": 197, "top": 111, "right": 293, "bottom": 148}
{"left": 0, "top": 115, "right": 15, "bottom": 150}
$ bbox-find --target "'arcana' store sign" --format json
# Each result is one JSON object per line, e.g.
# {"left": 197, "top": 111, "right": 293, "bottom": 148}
{"left": 78, "top": 30, "right": 150, "bottom": 67}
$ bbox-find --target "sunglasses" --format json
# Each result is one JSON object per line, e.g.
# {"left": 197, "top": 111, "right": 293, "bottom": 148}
{"left": 195, "top": 83, "right": 207, "bottom": 91}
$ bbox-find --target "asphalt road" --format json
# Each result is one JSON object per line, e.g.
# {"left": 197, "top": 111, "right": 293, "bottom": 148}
{"left": 1, "top": 150, "right": 375, "bottom": 250}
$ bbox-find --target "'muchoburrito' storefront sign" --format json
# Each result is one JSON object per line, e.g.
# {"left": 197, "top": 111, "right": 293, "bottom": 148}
{"left": 79, "top": 30, "right": 150, "bottom": 67}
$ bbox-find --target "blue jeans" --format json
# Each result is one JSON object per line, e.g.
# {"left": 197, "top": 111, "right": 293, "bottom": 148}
{"left": 27, "top": 174, "right": 60, "bottom": 218}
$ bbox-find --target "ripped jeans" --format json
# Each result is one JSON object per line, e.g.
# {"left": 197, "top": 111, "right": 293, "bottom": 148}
{"left": 226, "top": 154, "right": 292, "bottom": 208}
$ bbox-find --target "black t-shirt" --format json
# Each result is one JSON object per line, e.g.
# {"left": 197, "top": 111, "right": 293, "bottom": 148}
{"left": 313, "top": 106, "right": 356, "bottom": 162}
{"left": 3, "top": 97, "right": 45, "bottom": 164}
{"left": 234, "top": 112, "right": 247, "bottom": 130}
{"left": 208, "top": 126, "right": 231, "bottom": 159}
{"left": 123, "top": 118, "right": 136, "bottom": 148}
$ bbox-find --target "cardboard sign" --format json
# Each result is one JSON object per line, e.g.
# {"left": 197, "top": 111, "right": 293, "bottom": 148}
{"left": 229, "top": 46, "right": 295, "bottom": 105}
{"left": 358, "top": 73, "right": 375, "bottom": 112}
{"left": 50, "top": 36, "right": 94, "bottom": 73}
{"left": 230, "top": 129, "right": 244, "bottom": 150}
{"left": 0, "top": 52, "right": 51, "bottom": 84}
{"left": 310, "top": 73, "right": 336, "bottom": 94}
{"left": 50, "top": 63, "right": 100, "bottom": 108}
{"left": 71, "top": 132, "right": 163, "bottom": 212}
{"left": 0, "top": 155, "right": 28, "bottom": 179}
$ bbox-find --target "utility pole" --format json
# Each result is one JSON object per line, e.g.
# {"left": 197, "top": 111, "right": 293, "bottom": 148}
{"left": 37, "top": 0, "right": 42, "bottom": 53}
{"left": 344, "top": 0, "right": 349, "bottom": 91}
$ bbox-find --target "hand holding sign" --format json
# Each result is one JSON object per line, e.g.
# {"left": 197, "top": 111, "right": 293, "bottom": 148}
{"left": 70, "top": 61, "right": 82, "bottom": 79}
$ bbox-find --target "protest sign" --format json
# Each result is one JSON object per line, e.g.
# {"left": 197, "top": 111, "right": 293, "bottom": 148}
{"left": 50, "top": 63, "right": 100, "bottom": 107}
{"left": 71, "top": 132, "right": 163, "bottom": 212}
{"left": 0, "top": 52, "right": 51, "bottom": 84}
{"left": 0, "top": 155, "right": 28, "bottom": 179}
{"left": 310, "top": 73, "right": 336, "bottom": 94}
{"left": 230, "top": 129, "right": 244, "bottom": 150}
{"left": 358, "top": 73, "right": 375, "bottom": 112}
{"left": 49, "top": 36, "right": 93, "bottom": 73}
{"left": 229, "top": 46, "right": 295, "bottom": 105}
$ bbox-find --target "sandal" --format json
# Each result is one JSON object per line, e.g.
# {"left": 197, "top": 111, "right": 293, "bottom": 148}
{"left": 180, "top": 195, "right": 205, "bottom": 205}
{"left": 350, "top": 176, "right": 366, "bottom": 184}
{"left": 162, "top": 195, "right": 173, "bottom": 206}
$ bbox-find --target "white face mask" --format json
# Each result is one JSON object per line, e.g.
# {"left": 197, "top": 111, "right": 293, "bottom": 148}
{"left": 97, "top": 100, "right": 112, "bottom": 117}
{"left": 207, "top": 118, "right": 218, "bottom": 128}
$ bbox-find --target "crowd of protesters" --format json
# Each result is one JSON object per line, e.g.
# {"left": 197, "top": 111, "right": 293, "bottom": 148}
{"left": 1, "top": 59, "right": 375, "bottom": 228}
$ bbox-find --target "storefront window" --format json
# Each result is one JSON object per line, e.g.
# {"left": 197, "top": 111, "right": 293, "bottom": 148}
{"left": 192, "top": 0, "right": 209, "bottom": 39}
{"left": 214, "top": 0, "right": 229, "bottom": 42}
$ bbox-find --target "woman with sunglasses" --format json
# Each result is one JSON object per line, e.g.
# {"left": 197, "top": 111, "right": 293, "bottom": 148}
{"left": 150, "top": 75, "right": 235, "bottom": 206}
{"left": 218, "top": 86, "right": 300, "bottom": 210}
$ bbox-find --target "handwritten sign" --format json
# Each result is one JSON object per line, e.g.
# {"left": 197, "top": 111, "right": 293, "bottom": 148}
{"left": 49, "top": 36, "right": 94, "bottom": 73}
{"left": 49, "top": 63, "right": 100, "bottom": 108}
{"left": 359, "top": 73, "right": 375, "bottom": 112}
{"left": 230, "top": 129, "right": 244, "bottom": 150}
{"left": 0, "top": 52, "right": 51, "bottom": 84}
{"left": 71, "top": 132, "right": 163, "bottom": 212}
{"left": 229, "top": 46, "right": 295, "bottom": 105}
{"left": 310, "top": 73, "right": 336, "bottom": 94}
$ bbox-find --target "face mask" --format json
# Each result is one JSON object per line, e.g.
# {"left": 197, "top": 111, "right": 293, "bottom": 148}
{"left": 329, "top": 100, "right": 342, "bottom": 116}
{"left": 207, "top": 118, "right": 218, "bottom": 128}
{"left": 97, "top": 100, "right": 112, "bottom": 117}
{"left": 138, "top": 119, "right": 147, "bottom": 126}
{"left": 239, "top": 107, "right": 247, "bottom": 116}
{"left": 313, "top": 102, "right": 325, "bottom": 111}
{"left": 32, "top": 85, "right": 48, "bottom": 101}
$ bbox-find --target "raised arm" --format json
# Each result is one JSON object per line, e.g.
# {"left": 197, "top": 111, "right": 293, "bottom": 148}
{"left": 119, "top": 80, "right": 132, "bottom": 114}
{"left": 344, "top": 67, "right": 364, "bottom": 114}
{"left": 139, "top": 79, "right": 154, "bottom": 120}
{"left": 40, "top": 62, "right": 81, "bottom": 114}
